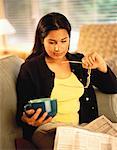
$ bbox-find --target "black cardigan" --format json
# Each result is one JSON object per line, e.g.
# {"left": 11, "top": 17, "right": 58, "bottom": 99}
{"left": 16, "top": 52, "right": 117, "bottom": 140}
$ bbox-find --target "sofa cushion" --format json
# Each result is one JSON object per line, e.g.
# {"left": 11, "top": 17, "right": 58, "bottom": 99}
{"left": 95, "top": 89, "right": 117, "bottom": 123}
{"left": 0, "top": 55, "right": 24, "bottom": 149}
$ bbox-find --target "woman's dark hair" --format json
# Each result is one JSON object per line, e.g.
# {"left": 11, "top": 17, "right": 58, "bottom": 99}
{"left": 27, "top": 12, "right": 71, "bottom": 60}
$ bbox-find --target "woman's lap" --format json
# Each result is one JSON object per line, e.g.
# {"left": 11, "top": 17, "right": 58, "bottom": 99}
{"left": 32, "top": 127, "right": 56, "bottom": 150}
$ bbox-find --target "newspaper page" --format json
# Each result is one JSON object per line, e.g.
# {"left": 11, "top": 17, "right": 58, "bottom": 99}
{"left": 54, "top": 115, "right": 117, "bottom": 150}
{"left": 54, "top": 126, "right": 117, "bottom": 150}
{"left": 84, "top": 115, "right": 117, "bottom": 137}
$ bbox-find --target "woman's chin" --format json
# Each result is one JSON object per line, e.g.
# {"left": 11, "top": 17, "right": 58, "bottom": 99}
{"left": 53, "top": 55, "right": 65, "bottom": 60}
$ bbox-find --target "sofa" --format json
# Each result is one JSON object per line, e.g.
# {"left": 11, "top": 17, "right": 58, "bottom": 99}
{"left": 0, "top": 55, "right": 117, "bottom": 150}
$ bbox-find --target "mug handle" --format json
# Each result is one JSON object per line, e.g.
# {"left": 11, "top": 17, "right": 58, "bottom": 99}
{"left": 24, "top": 103, "right": 32, "bottom": 112}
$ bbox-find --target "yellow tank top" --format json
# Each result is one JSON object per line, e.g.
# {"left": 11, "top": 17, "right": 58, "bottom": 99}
{"left": 51, "top": 72, "right": 84, "bottom": 125}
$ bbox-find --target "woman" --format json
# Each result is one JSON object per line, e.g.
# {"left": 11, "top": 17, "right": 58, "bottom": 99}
{"left": 16, "top": 12, "right": 117, "bottom": 149}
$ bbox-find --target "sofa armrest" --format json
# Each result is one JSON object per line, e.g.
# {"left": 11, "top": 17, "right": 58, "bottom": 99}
{"left": 95, "top": 89, "right": 117, "bottom": 123}
{"left": 0, "top": 55, "right": 24, "bottom": 149}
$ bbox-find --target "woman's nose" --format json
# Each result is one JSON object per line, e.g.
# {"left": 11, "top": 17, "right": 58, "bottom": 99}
{"left": 54, "top": 44, "right": 59, "bottom": 52}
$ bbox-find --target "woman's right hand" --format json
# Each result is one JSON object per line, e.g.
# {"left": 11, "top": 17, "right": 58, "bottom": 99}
{"left": 21, "top": 108, "right": 52, "bottom": 127}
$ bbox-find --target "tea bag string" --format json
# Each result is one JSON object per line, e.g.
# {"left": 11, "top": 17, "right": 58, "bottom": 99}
{"left": 85, "top": 68, "right": 91, "bottom": 88}
{"left": 62, "top": 60, "right": 91, "bottom": 88}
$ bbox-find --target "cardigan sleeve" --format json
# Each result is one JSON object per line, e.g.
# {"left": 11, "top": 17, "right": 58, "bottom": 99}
{"left": 16, "top": 62, "right": 38, "bottom": 126}
{"left": 91, "top": 66, "right": 117, "bottom": 94}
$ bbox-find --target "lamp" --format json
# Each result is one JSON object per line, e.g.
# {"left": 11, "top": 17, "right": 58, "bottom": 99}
{"left": 0, "top": 18, "right": 16, "bottom": 51}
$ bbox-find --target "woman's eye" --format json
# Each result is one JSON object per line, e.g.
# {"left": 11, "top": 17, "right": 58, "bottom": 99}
{"left": 49, "top": 42, "right": 55, "bottom": 44}
{"left": 61, "top": 41, "right": 66, "bottom": 43}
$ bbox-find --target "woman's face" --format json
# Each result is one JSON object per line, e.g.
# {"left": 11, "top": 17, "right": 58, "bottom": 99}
{"left": 43, "top": 29, "right": 70, "bottom": 60}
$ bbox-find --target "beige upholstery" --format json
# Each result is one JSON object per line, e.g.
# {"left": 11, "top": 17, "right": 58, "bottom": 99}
{"left": 95, "top": 89, "right": 117, "bottom": 123}
{"left": 0, "top": 55, "right": 116, "bottom": 149}
{"left": 78, "top": 24, "right": 117, "bottom": 59}
{"left": 0, "top": 55, "right": 24, "bottom": 150}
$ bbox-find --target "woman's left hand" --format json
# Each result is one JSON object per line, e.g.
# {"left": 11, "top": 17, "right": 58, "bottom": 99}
{"left": 82, "top": 52, "right": 107, "bottom": 73}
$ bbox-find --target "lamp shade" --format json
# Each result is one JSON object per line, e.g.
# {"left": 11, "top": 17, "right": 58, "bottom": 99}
{"left": 0, "top": 18, "right": 16, "bottom": 35}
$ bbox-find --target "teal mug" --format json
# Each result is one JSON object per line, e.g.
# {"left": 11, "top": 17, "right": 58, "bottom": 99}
{"left": 24, "top": 98, "right": 57, "bottom": 119}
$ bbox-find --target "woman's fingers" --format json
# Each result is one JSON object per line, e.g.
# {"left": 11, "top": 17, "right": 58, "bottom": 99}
{"left": 88, "top": 56, "right": 95, "bottom": 66}
{"left": 34, "top": 112, "right": 49, "bottom": 126}
{"left": 82, "top": 57, "right": 92, "bottom": 68}
{"left": 21, "top": 112, "right": 30, "bottom": 123}
{"left": 21, "top": 108, "right": 52, "bottom": 127}
{"left": 21, "top": 108, "right": 42, "bottom": 125}
{"left": 90, "top": 52, "right": 97, "bottom": 61}
{"left": 31, "top": 108, "right": 42, "bottom": 120}
{"left": 25, "top": 109, "right": 35, "bottom": 115}
{"left": 43, "top": 116, "right": 52, "bottom": 124}
{"left": 82, "top": 52, "right": 98, "bottom": 69}
{"left": 34, "top": 112, "right": 52, "bottom": 126}
{"left": 82, "top": 52, "right": 107, "bottom": 72}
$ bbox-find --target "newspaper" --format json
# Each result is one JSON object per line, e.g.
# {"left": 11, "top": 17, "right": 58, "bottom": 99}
{"left": 54, "top": 115, "right": 117, "bottom": 150}
{"left": 83, "top": 115, "right": 117, "bottom": 137}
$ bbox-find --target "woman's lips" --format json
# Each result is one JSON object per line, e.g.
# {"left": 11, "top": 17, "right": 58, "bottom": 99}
{"left": 53, "top": 52, "right": 63, "bottom": 56}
